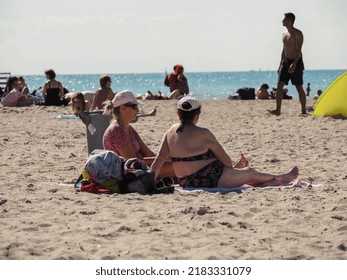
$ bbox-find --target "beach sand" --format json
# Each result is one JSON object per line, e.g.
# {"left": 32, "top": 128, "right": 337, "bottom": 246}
{"left": 0, "top": 99, "right": 346, "bottom": 260}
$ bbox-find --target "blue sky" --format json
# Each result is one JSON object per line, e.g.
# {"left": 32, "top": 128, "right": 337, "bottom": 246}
{"left": 1, "top": 0, "right": 346, "bottom": 74}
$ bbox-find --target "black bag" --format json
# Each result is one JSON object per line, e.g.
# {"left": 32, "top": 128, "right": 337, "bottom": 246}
{"left": 121, "top": 158, "right": 175, "bottom": 194}
{"left": 121, "top": 158, "right": 156, "bottom": 194}
{"left": 236, "top": 87, "right": 256, "bottom": 100}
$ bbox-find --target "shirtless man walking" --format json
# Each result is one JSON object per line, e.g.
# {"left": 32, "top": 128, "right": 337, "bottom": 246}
{"left": 268, "top": 12, "right": 306, "bottom": 116}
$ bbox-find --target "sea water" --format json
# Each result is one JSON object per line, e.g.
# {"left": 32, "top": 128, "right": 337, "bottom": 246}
{"left": 24, "top": 69, "right": 345, "bottom": 100}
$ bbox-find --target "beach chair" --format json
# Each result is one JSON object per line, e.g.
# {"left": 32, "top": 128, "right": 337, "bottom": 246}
{"left": 79, "top": 110, "right": 112, "bottom": 155}
{"left": 0, "top": 72, "right": 11, "bottom": 93}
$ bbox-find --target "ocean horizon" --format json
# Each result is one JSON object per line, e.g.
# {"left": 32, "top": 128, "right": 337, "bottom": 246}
{"left": 18, "top": 69, "right": 346, "bottom": 100}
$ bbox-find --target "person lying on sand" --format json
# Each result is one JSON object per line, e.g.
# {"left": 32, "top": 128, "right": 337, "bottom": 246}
{"left": 144, "top": 90, "right": 169, "bottom": 100}
{"left": 70, "top": 92, "right": 92, "bottom": 115}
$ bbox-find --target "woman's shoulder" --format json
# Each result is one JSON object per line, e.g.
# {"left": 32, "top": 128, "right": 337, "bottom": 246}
{"left": 46, "top": 79, "right": 62, "bottom": 88}
{"left": 166, "top": 123, "right": 181, "bottom": 133}
{"left": 105, "top": 121, "right": 119, "bottom": 132}
{"left": 94, "top": 88, "right": 103, "bottom": 95}
{"left": 194, "top": 125, "right": 211, "bottom": 133}
{"left": 170, "top": 123, "right": 180, "bottom": 129}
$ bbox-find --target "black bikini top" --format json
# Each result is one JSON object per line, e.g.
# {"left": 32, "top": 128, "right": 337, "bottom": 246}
{"left": 171, "top": 149, "right": 215, "bottom": 162}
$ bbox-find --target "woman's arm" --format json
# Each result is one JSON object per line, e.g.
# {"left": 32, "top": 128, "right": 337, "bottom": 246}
{"left": 138, "top": 136, "right": 155, "bottom": 158}
{"left": 42, "top": 83, "right": 48, "bottom": 99}
{"left": 90, "top": 90, "right": 98, "bottom": 111}
{"left": 151, "top": 132, "right": 170, "bottom": 179}
{"left": 205, "top": 129, "right": 233, "bottom": 168}
{"left": 22, "top": 86, "right": 29, "bottom": 96}
{"left": 117, "top": 144, "right": 139, "bottom": 160}
{"left": 106, "top": 88, "right": 115, "bottom": 101}
{"left": 59, "top": 82, "right": 64, "bottom": 99}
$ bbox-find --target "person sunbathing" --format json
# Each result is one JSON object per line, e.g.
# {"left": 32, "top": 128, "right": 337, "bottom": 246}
{"left": 151, "top": 96, "right": 299, "bottom": 188}
{"left": 70, "top": 92, "right": 92, "bottom": 115}
{"left": 144, "top": 90, "right": 169, "bottom": 100}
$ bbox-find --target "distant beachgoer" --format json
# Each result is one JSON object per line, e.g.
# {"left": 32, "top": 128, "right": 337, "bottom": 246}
{"left": 256, "top": 83, "right": 271, "bottom": 99}
{"left": 103, "top": 90, "right": 174, "bottom": 178}
{"left": 268, "top": 12, "right": 306, "bottom": 116}
{"left": 0, "top": 76, "right": 32, "bottom": 107}
{"left": 313, "top": 89, "right": 322, "bottom": 100}
{"left": 164, "top": 65, "right": 189, "bottom": 99}
{"left": 90, "top": 74, "right": 114, "bottom": 111}
{"left": 271, "top": 87, "right": 292, "bottom": 100}
{"left": 70, "top": 92, "right": 92, "bottom": 115}
{"left": 18, "top": 76, "right": 30, "bottom": 96}
{"left": 144, "top": 90, "right": 169, "bottom": 100}
{"left": 42, "top": 69, "right": 65, "bottom": 106}
{"left": 3, "top": 76, "right": 18, "bottom": 95}
{"left": 151, "top": 96, "right": 299, "bottom": 187}
{"left": 306, "top": 82, "right": 311, "bottom": 97}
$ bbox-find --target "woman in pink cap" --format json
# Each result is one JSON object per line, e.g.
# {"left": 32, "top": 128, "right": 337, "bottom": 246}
{"left": 103, "top": 90, "right": 174, "bottom": 179}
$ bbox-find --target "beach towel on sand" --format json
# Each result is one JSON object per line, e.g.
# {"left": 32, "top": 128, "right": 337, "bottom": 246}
{"left": 175, "top": 179, "right": 319, "bottom": 194}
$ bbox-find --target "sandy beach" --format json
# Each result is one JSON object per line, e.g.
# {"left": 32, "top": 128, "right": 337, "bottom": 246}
{"left": 0, "top": 99, "right": 346, "bottom": 260}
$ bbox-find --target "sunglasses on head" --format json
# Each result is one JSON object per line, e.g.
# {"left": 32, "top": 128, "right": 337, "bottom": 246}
{"left": 123, "top": 103, "right": 138, "bottom": 109}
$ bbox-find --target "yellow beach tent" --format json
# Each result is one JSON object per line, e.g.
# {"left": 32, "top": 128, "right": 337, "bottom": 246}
{"left": 313, "top": 71, "right": 347, "bottom": 117}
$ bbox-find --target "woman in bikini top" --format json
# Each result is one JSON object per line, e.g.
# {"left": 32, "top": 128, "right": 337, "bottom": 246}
{"left": 171, "top": 150, "right": 215, "bottom": 162}
{"left": 90, "top": 75, "right": 114, "bottom": 111}
{"left": 151, "top": 96, "right": 299, "bottom": 188}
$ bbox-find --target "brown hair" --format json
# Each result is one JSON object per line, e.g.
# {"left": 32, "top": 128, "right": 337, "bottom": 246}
{"left": 176, "top": 103, "right": 201, "bottom": 133}
{"left": 45, "top": 69, "right": 56, "bottom": 79}
{"left": 103, "top": 101, "right": 121, "bottom": 122}
{"left": 260, "top": 83, "right": 269, "bottom": 89}
{"left": 4, "top": 76, "right": 18, "bottom": 93}
{"left": 99, "top": 74, "right": 111, "bottom": 88}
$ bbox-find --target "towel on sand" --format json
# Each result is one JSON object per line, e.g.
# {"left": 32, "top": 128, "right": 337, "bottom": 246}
{"left": 175, "top": 179, "right": 320, "bottom": 194}
{"left": 55, "top": 114, "right": 79, "bottom": 119}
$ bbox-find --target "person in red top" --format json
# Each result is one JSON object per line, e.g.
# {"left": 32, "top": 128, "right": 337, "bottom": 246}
{"left": 164, "top": 64, "right": 189, "bottom": 99}
{"left": 1, "top": 76, "right": 32, "bottom": 107}
{"left": 103, "top": 90, "right": 175, "bottom": 179}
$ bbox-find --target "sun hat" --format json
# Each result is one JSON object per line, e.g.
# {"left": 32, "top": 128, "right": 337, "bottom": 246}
{"left": 177, "top": 96, "right": 201, "bottom": 111}
{"left": 112, "top": 90, "right": 143, "bottom": 107}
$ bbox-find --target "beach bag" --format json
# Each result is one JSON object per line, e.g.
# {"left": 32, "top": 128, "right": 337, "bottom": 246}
{"left": 121, "top": 158, "right": 156, "bottom": 194}
{"left": 121, "top": 158, "right": 175, "bottom": 194}
{"left": 236, "top": 87, "right": 255, "bottom": 100}
{"left": 84, "top": 149, "right": 124, "bottom": 183}
{"left": 75, "top": 149, "right": 125, "bottom": 193}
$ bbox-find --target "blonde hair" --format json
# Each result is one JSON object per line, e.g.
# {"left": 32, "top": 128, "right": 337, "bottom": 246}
{"left": 103, "top": 101, "right": 121, "bottom": 122}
